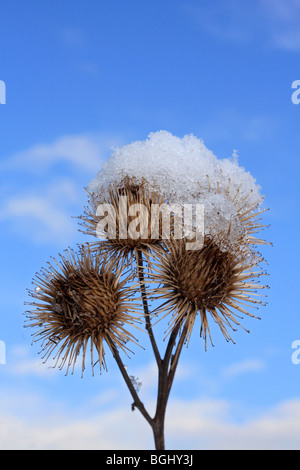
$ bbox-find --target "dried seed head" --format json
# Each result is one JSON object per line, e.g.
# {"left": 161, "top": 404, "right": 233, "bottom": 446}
{"left": 79, "top": 177, "right": 172, "bottom": 266}
{"left": 192, "top": 174, "right": 271, "bottom": 253}
{"left": 25, "top": 247, "right": 141, "bottom": 375}
{"left": 151, "top": 237, "right": 268, "bottom": 349}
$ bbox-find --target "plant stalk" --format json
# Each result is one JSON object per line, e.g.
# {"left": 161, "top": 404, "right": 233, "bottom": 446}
{"left": 109, "top": 250, "right": 188, "bottom": 450}
{"left": 135, "top": 250, "right": 188, "bottom": 450}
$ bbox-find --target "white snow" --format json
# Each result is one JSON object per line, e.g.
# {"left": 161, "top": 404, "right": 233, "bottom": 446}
{"left": 87, "top": 131, "right": 264, "bottom": 249}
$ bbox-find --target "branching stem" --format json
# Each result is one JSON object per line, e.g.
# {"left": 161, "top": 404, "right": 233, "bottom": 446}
{"left": 107, "top": 337, "right": 153, "bottom": 427}
{"left": 135, "top": 249, "right": 161, "bottom": 366}
{"left": 109, "top": 249, "right": 188, "bottom": 450}
{"left": 123, "top": 249, "right": 188, "bottom": 450}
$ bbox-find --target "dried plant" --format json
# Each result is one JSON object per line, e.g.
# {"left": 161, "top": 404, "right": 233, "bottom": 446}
{"left": 149, "top": 237, "right": 268, "bottom": 348}
{"left": 24, "top": 131, "right": 271, "bottom": 450}
{"left": 25, "top": 247, "right": 142, "bottom": 376}
{"left": 78, "top": 176, "right": 172, "bottom": 267}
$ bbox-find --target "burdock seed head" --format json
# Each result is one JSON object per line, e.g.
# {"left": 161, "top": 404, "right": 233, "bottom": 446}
{"left": 151, "top": 237, "right": 268, "bottom": 349}
{"left": 25, "top": 246, "right": 142, "bottom": 376}
{"left": 79, "top": 176, "right": 171, "bottom": 266}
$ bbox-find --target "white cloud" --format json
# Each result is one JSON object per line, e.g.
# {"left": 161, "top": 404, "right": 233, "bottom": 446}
{"left": 272, "top": 29, "right": 300, "bottom": 52}
{"left": 57, "top": 27, "right": 101, "bottom": 76}
{"left": 200, "top": 109, "right": 278, "bottom": 144}
{"left": 183, "top": 0, "right": 300, "bottom": 52}
{"left": 222, "top": 359, "right": 265, "bottom": 379}
{"left": 7, "top": 346, "right": 59, "bottom": 378}
{"left": 0, "top": 133, "right": 123, "bottom": 244}
{"left": 166, "top": 398, "right": 300, "bottom": 450}
{"left": 2, "top": 348, "right": 298, "bottom": 450}
{"left": 0, "top": 404, "right": 149, "bottom": 450}
{"left": 3, "top": 133, "right": 119, "bottom": 173}
{"left": 0, "top": 389, "right": 299, "bottom": 449}
{"left": 182, "top": 1, "right": 256, "bottom": 44}
{"left": 0, "top": 187, "right": 76, "bottom": 244}
{"left": 260, "top": 0, "right": 300, "bottom": 51}
{"left": 179, "top": 356, "right": 267, "bottom": 396}
{"left": 261, "top": 0, "right": 300, "bottom": 22}
{"left": 3, "top": 197, "right": 71, "bottom": 232}
{"left": 59, "top": 26, "right": 86, "bottom": 49}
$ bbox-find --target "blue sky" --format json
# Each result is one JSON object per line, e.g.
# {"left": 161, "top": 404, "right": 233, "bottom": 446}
{"left": 0, "top": 0, "right": 299, "bottom": 450}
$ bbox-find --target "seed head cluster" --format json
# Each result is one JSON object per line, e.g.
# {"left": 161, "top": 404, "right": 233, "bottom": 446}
{"left": 150, "top": 236, "right": 268, "bottom": 348}
{"left": 25, "top": 131, "right": 271, "bottom": 375}
{"left": 25, "top": 248, "right": 141, "bottom": 375}
{"left": 79, "top": 176, "right": 171, "bottom": 266}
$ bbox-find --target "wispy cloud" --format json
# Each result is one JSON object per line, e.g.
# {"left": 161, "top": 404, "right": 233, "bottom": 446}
{"left": 200, "top": 108, "right": 278, "bottom": 144}
{"left": 182, "top": 0, "right": 263, "bottom": 45}
{"left": 0, "top": 178, "right": 80, "bottom": 244}
{"left": 57, "top": 26, "right": 100, "bottom": 76}
{"left": 0, "top": 133, "right": 122, "bottom": 245}
{"left": 180, "top": 356, "right": 268, "bottom": 397}
{"left": 7, "top": 346, "right": 59, "bottom": 378}
{"left": 261, "top": 0, "right": 300, "bottom": 21}
{"left": 59, "top": 26, "right": 86, "bottom": 49}
{"left": 261, "top": 0, "right": 300, "bottom": 51}
{"left": 1, "top": 351, "right": 297, "bottom": 449}
{"left": 270, "top": 28, "right": 300, "bottom": 52}
{"left": 222, "top": 359, "right": 265, "bottom": 379}
{"left": 1, "top": 196, "right": 74, "bottom": 244}
{"left": 0, "top": 387, "right": 299, "bottom": 449}
{"left": 183, "top": 0, "right": 300, "bottom": 52}
{"left": 166, "top": 398, "right": 300, "bottom": 450}
{"left": 2, "top": 133, "right": 119, "bottom": 173}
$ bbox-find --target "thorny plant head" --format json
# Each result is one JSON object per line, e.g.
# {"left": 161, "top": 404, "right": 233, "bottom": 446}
{"left": 78, "top": 176, "right": 174, "bottom": 267}
{"left": 25, "top": 131, "right": 271, "bottom": 377}
{"left": 147, "top": 171, "right": 271, "bottom": 349}
{"left": 149, "top": 236, "right": 269, "bottom": 349}
{"left": 25, "top": 247, "right": 142, "bottom": 376}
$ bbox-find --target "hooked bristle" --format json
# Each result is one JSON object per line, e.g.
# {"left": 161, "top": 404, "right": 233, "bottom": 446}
{"left": 24, "top": 246, "right": 143, "bottom": 376}
{"left": 149, "top": 236, "right": 268, "bottom": 349}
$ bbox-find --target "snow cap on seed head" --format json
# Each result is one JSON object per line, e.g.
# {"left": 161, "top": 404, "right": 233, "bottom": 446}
{"left": 88, "top": 131, "right": 265, "bottom": 251}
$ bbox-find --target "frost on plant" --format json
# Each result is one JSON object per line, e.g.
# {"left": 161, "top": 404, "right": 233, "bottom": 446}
{"left": 130, "top": 375, "right": 142, "bottom": 393}
{"left": 25, "top": 131, "right": 270, "bottom": 450}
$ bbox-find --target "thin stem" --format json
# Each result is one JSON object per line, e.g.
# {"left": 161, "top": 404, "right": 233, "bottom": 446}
{"left": 167, "top": 322, "right": 189, "bottom": 394}
{"left": 135, "top": 249, "right": 161, "bottom": 366}
{"left": 109, "top": 250, "right": 188, "bottom": 450}
{"left": 152, "top": 322, "right": 187, "bottom": 450}
{"left": 107, "top": 338, "right": 153, "bottom": 427}
{"left": 164, "top": 321, "right": 182, "bottom": 370}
